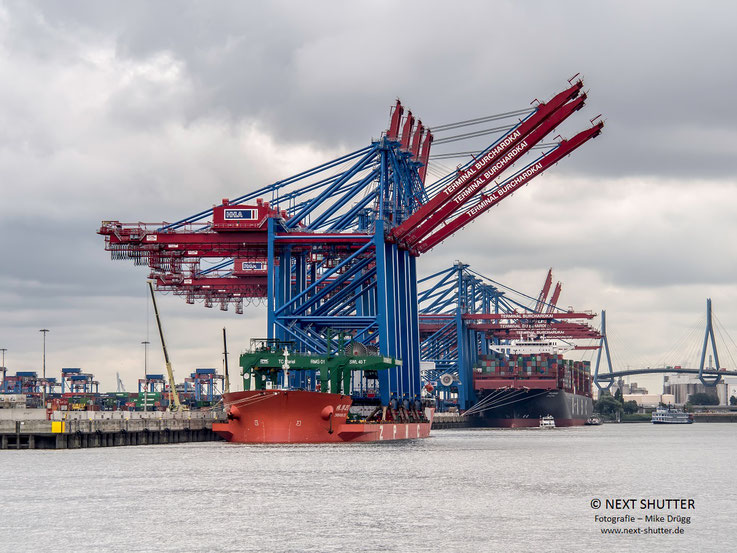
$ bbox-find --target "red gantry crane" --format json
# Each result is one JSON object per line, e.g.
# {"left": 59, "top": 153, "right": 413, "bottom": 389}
{"left": 99, "top": 77, "right": 602, "bottom": 316}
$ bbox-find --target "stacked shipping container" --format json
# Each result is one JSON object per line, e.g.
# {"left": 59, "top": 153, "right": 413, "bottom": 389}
{"left": 474, "top": 352, "right": 592, "bottom": 397}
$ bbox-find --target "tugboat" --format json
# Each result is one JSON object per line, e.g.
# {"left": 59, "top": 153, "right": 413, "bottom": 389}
{"left": 585, "top": 415, "right": 603, "bottom": 425}
{"left": 651, "top": 406, "right": 694, "bottom": 424}
{"left": 539, "top": 415, "right": 556, "bottom": 429}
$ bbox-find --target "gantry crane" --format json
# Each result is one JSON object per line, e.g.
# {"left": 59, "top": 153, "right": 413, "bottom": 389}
{"left": 99, "top": 77, "right": 603, "bottom": 403}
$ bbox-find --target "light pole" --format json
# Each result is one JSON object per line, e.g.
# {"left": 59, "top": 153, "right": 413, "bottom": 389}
{"left": 141, "top": 340, "right": 150, "bottom": 412}
{"left": 0, "top": 348, "right": 6, "bottom": 390}
{"left": 39, "top": 329, "right": 49, "bottom": 405}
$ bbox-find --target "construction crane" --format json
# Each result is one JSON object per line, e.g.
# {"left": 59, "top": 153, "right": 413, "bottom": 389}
{"left": 147, "top": 281, "right": 183, "bottom": 411}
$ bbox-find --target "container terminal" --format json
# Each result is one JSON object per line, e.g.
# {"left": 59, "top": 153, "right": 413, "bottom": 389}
{"left": 3, "top": 76, "right": 733, "bottom": 446}
{"left": 92, "top": 77, "right": 606, "bottom": 443}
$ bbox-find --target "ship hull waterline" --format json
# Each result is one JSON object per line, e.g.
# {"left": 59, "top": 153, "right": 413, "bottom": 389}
{"left": 212, "top": 390, "right": 433, "bottom": 444}
{"left": 474, "top": 389, "right": 593, "bottom": 429}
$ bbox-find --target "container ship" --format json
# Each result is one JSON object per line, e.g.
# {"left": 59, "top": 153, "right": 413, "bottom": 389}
{"left": 212, "top": 339, "right": 433, "bottom": 444}
{"left": 471, "top": 342, "right": 593, "bottom": 427}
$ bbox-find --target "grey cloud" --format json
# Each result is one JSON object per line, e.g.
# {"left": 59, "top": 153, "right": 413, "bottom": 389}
{"left": 3, "top": 1, "right": 737, "bottom": 388}
{"left": 13, "top": 1, "right": 737, "bottom": 179}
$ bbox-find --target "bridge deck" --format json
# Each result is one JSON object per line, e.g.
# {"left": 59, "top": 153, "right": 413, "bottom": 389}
{"left": 594, "top": 368, "right": 737, "bottom": 380}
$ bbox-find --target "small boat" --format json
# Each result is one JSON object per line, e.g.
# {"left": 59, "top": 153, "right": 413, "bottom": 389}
{"left": 651, "top": 406, "right": 694, "bottom": 424}
{"left": 585, "top": 415, "right": 602, "bottom": 425}
{"left": 539, "top": 415, "right": 556, "bottom": 429}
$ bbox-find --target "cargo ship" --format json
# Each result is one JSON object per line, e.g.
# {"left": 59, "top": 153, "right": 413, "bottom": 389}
{"left": 212, "top": 389, "right": 433, "bottom": 443}
{"left": 212, "top": 339, "right": 433, "bottom": 444}
{"left": 470, "top": 341, "right": 593, "bottom": 427}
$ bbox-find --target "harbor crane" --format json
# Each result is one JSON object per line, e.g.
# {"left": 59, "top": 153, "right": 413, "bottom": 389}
{"left": 100, "top": 76, "right": 603, "bottom": 402}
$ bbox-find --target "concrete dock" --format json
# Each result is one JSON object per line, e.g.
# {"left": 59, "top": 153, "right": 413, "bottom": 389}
{"left": 0, "top": 410, "right": 226, "bottom": 449}
{"left": 432, "top": 412, "right": 476, "bottom": 429}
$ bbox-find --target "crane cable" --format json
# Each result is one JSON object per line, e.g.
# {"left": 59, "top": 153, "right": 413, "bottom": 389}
{"left": 429, "top": 107, "right": 534, "bottom": 132}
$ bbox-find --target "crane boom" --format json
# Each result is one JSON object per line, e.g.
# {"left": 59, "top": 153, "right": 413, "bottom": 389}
{"left": 391, "top": 80, "right": 583, "bottom": 242}
{"left": 400, "top": 110, "right": 415, "bottom": 151}
{"left": 535, "top": 269, "right": 553, "bottom": 312}
{"left": 407, "top": 95, "right": 587, "bottom": 248}
{"left": 410, "top": 121, "right": 425, "bottom": 159}
{"left": 415, "top": 121, "right": 603, "bottom": 253}
{"left": 223, "top": 327, "right": 230, "bottom": 394}
{"left": 417, "top": 130, "right": 434, "bottom": 183}
{"left": 546, "top": 282, "right": 563, "bottom": 313}
{"left": 387, "top": 100, "right": 403, "bottom": 140}
{"left": 148, "top": 281, "right": 183, "bottom": 411}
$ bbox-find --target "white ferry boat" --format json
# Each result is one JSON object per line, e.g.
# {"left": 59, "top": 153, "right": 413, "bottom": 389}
{"left": 651, "top": 407, "right": 694, "bottom": 424}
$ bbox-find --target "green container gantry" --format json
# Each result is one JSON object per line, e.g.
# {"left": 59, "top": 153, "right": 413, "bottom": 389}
{"left": 240, "top": 338, "right": 402, "bottom": 394}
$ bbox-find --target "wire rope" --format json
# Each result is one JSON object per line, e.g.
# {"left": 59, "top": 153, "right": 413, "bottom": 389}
{"left": 429, "top": 108, "right": 534, "bottom": 132}
{"left": 432, "top": 124, "right": 517, "bottom": 145}
{"left": 713, "top": 313, "right": 737, "bottom": 369}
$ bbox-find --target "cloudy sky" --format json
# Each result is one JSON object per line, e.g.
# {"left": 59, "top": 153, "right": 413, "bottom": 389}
{"left": 1, "top": 1, "right": 736, "bottom": 393}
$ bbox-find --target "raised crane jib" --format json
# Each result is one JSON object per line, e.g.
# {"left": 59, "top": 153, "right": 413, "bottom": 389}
{"left": 418, "top": 131, "right": 434, "bottom": 183}
{"left": 415, "top": 120, "right": 604, "bottom": 253}
{"left": 387, "top": 100, "right": 404, "bottom": 141}
{"left": 546, "top": 282, "right": 563, "bottom": 313}
{"left": 391, "top": 79, "right": 583, "bottom": 242}
{"left": 406, "top": 94, "right": 588, "bottom": 248}
{"left": 400, "top": 110, "right": 416, "bottom": 151}
{"left": 534, "top": 269, "right": 553, "bottom": 313}
{"left": 410, "top": 121, "right": 425, "bottom": 159}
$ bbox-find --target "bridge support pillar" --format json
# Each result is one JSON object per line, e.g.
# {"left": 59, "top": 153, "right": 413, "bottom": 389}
{"left": 698, "top": 298, "right": 722, "bottom": 387}
{"left": 593, "top": 310, "right": 614, "bottom": 391}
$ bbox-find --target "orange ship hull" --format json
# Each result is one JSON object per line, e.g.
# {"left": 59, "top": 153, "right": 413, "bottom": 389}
{"left": 212, "top": 390, "right": 433, "bottom": 443}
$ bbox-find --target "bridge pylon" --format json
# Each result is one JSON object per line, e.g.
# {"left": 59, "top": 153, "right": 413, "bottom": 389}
{"left": 593, "top": 310, "right": 615, "bottom": 390}
{"left": 698, "top": 298, "right": 722, "bottom": 387}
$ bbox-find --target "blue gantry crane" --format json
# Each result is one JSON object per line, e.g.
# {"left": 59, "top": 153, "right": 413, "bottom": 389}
{"left": 99, "top": 78, "right": 603, "bottom": 404}
{"left": 418, "top": 263, "right": 600, "bottom": 409}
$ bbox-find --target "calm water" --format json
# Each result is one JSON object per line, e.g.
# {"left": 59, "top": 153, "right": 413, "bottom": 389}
{"left": 1, "top": 424, "right": 735, "bottom": 552}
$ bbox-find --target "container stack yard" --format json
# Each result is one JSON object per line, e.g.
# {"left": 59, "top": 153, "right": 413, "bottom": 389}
{"left": 0, "top": 366, "right": 226, "bottom": 414}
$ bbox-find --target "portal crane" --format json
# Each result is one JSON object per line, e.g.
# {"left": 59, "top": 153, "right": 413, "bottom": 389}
{"left": 99, "top": 78, "right": 602, "bottom": 405}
